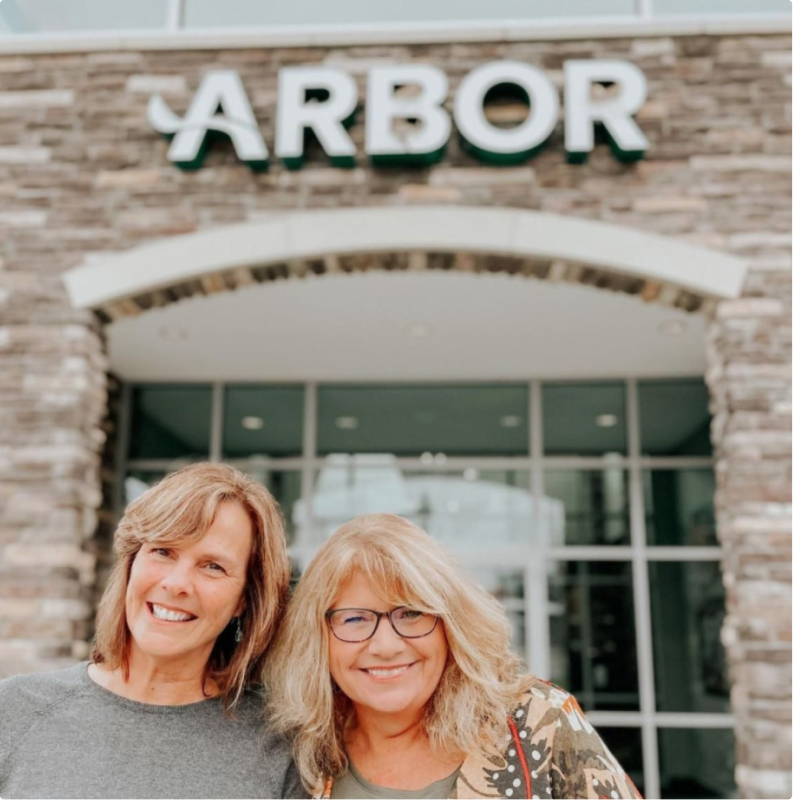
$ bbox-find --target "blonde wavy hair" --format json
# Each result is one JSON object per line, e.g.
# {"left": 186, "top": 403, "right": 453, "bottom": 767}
{"left": 265, "top": 513, "right": 529, "bottom": 789}
{"left": 92, "top": 462, "right": 290, "bottom": 711}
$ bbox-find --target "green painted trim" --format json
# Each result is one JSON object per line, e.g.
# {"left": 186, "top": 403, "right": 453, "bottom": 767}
{"left": 330, "top": 155, "right": 357, "bottom": 169}
{"left": 171, "top": 135, "right": 208, "bottom": 171}
{"left": 565, "top": 150, "right": 589, "bottom": 164}
{"left": 370, "top": 146, "right": 446, "bottom": 168}
{"left": 243, "top": 158, "right": 270, "bottom": 172}
{"left": 460, "top": 135, "right": 548, "bottom": 165}
{"left": 566, "top": 123, "right": 645, "bottom": 165}
{"left": 165, "top": 130, "right": 270, "bottom": 172}
{"left": 280, "top": 107, "right": 359, "bottom": 170}
{"left": 609, "top": 143, "right": 645, "bottom": 163}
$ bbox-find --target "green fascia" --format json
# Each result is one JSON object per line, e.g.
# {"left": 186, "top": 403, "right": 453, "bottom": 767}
{"left": 165, "top": 130, "right": 270, "bottom": 172}
{"left": 566, "top": 144, "right": 645, "bottom": 165}
{"left": 330, "top": 155, "right": 357, "bottom": 169}
{"left": 460, "top": 136, "right": 548, "bottom": 166}
{"left": 370, "top": 147, "right": 446, "bottom": 168}
{"left": 172, "top": 139, "right": 208, "bottom": 172}
{"left": 160, "top": 131, "right": 206, "bottom": 172}
{"left": 282, "top": 156, "right": 305, "bottom": 171}
{"left": 282, "top": 110, "right": 359, "bottom": 170}
{"left": 282, "top": 154, "right": 356, "bottom": 170}
{"left": 609, "top": 143, "right": 645, "bottom": 163}
{"left": 567, "top": 124, "right": 646, "bottom": 165}
{"left": 565, "top": 150, "right": 589, "bottom": 164}
{"left": 243, "top": 158, "right": 270, "bottom": 173}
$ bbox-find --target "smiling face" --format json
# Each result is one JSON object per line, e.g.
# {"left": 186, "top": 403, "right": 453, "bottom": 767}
{"left": 327, "top": 572, "right": 448, "bottom": 726}
{"left": 125, "top": 501, "right": 253, "bottom": 673}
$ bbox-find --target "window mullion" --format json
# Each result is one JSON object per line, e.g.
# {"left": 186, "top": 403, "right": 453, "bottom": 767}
{"left": 298, "top": 382, "right": 318, "bottom": 568}
{"left": 627, "top": 378, "right": 660, "bottom": 800}
{"left": 209, "top": 382, "right": 224, "bottom": 462}
{"left": 166, "top": 0, "right": 185, "bottom": 31}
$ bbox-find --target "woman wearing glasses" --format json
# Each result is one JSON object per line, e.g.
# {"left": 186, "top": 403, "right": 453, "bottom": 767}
{"left": 266, "top": 514, "right": 641, "bottom": 799}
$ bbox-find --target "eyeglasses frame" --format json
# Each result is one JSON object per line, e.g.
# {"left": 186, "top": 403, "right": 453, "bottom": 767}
{"left": 325, "top": 606, "right": 440, "bottom": 643}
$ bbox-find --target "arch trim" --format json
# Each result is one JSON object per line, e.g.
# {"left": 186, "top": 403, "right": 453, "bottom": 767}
{"left": 64, "top": 206, "right": 747, "bottom": 308}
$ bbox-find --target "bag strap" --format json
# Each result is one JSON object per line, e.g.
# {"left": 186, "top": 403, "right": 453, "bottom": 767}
{"left": 507, "top": 716, "right": 532, "bottom": 799}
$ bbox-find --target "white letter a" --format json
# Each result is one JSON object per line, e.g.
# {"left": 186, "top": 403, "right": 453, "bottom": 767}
{"left": 148, "top": 70, "right": 269, "bottom": 170}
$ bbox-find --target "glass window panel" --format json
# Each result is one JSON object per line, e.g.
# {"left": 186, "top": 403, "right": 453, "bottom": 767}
{"left": 185, "top": 0, "right": 635, "bottom": 28}
{"left": 655, "top": 0, "right": 788, "bottom": 14}
{"left": 644, "top": 469, "right": 716, "bottom": 546}
{"left": 125, "top": 467, "right": 303, "bottom": 549}
{"left": 650, "top": 562, "right": 731, "bottom": 714}
{"left": 124, "top": 470, "right": 166, "bottom": 506}
{"left": 0, "top": 0, "right": 168, "bottom": 34}
{"left": 317, "top": 384, "right": 528, "bottom": 457}
{"left": 543, "top": 382, "right": 627, "bottom": 456}
{"left": 294, "top": 462, "right": 535, "bottom": 554}
{"left": 638, "top": 379, "right": 712, "bottom": 456}
{"left": 544, "top": 469, "right": 630, "bottom": 545}
{"left": 222, "top": 385, "right": 304, "bottom": 458}
{"left": 549, "top": 561, "right": 639, "bottom": 710}
{"left": 239, "top": 466, "right": 303, "bottom": 547}
{"left": 473, "top": 568, "right": 526, "bottom": 658}
{"left": 129, "top": 385, "right": 212, "bottom": 461}
{"left": 658, "top": 727, "right": 736, "bottom": 799}
{"left": 598, "top": 728, "right": 645, "bottom": 798}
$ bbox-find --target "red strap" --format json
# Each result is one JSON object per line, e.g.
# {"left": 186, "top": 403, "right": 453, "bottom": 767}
{"left": 507, "top": 716, "right": 532, "bottom": 799}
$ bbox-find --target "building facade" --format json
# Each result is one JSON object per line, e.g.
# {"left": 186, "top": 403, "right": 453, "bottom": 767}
{"left": 0, "top": 3, "right": 790, "bottom": 797}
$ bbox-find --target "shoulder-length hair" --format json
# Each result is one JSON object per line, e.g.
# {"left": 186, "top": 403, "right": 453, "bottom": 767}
{"left": 92, "top": 462, "right": 290, "bottom": 711}
{"left": 265, "top": 513, "right": 528, "bottom": 789}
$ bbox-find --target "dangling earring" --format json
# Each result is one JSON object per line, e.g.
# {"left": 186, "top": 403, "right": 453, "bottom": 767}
{"left": 234, "top": 616, "right": 243, "bottom": 643}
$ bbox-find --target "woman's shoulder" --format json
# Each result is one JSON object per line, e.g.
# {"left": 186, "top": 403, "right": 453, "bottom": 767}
{"left": 504, "top": 677, "right": 642, "bottom": 798}
{"left": 0, "top": 661, "right": 87, "bottom": 709}
{"left": 0, "top": 663, "right": 88, "bottom": 759}
{"left": 510, "top": 674, "right": 579, "bottom": 717}
{"left": 510, "top": 675, "right": 601, "bottom": 744}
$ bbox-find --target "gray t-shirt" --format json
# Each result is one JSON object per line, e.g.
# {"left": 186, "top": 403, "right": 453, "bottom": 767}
{"left": 0, "top": 662, "right": 306, "bottom": 799}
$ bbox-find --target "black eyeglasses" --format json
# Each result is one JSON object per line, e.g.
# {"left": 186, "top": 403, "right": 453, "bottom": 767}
{"left": 326, "top": 606, "right": 440, "bottom": 643}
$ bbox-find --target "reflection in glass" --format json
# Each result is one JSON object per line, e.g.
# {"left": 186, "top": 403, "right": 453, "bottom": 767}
{"left": 0, "top": 0, "right": 167, "bottom": 34}
{"left": 184, "top": 0, "right": 635, "bottom": 28}
{"left": 317, "top": 384, "right": 528, "bottom": 457}
{"left": 124, "top": 470, "right": 166, "bottom": 506}
{"left": 292, "top": 458, "right": 552, "bottom": 556}
{"left": 549, "top": 561, "right": 639, "bottom": 710}
{"left": 242, "top": 467, "right": 303, "bottom": 547}
{"left": 644, "top": 470, "right": 716, "bottom": 546}
{"left": 650, "top": 562, "right": 730, "bottom": 714}
{"left": 223, "top": 385, "right": 304, "bottom": 458}
{"left": 544, "top": 469, "right": 630, "bottom": 545}
{"left": 129, "top": 385, "right": 212, "bottom": 461}
{"left": 638, "top": 379, "right": 712, "bottom": 456}
{"left": 543, "top": 383, "right": 627, "bottom": 456}
{"left": 658, "top": 728, "right": 736, "bottom": 799}
{"left": 126, "top": 466, "right": 303, "bottom": 549}
{"left": 473, "top": 569, "right": 526, "bottom": 657}
{"left": 598, "top": 728, "right": 644, "bottom": 798}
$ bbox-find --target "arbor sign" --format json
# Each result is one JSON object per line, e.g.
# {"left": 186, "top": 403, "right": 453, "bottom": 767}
{"left": 148, "top": 60, "right": 649, "bottom": 170}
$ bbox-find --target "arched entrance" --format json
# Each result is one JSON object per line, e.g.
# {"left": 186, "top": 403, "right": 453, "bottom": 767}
{"left": 65, "top": 206, "right": 747, "bottom": 799}
{"left": 64, "top": 206, "right": 745, "bottom": 318}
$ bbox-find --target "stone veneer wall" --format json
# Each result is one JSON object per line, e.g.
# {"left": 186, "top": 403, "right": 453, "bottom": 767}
{"left": 0, "top": 33, "right": 789, "bottom": 797}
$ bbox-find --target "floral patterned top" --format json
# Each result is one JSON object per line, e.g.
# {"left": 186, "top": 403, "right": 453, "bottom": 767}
{"left": 315, "top": 677, "right": 642, "bottom": 800}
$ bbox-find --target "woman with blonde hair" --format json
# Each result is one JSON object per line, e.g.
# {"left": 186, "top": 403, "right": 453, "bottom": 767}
{"left": 0, "top": 462, "right": 305, "bottom": 799}
{"left": 266, "top": 514, "right": 641, "bottom": 799}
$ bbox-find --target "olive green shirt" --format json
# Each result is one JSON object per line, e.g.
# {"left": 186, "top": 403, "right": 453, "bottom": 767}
{"left": 330, "top": 762, "right": 460, "bottom": 800}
